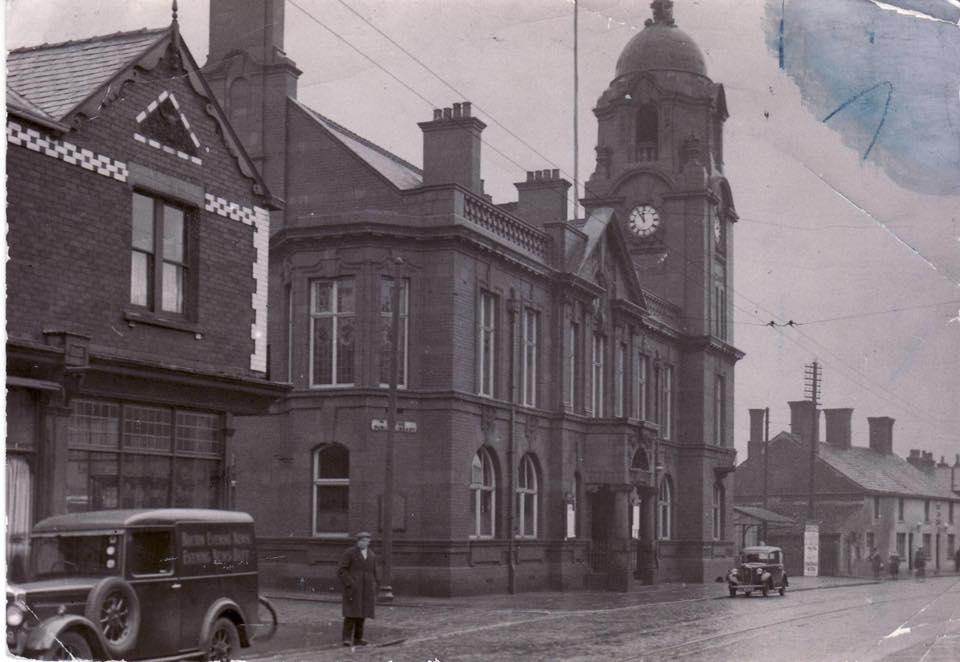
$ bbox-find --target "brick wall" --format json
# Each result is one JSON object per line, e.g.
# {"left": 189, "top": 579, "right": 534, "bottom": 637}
{"left": 6, "top": 52, "right": 267, "bottom": 377}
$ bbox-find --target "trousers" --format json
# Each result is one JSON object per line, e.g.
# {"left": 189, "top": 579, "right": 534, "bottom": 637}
{"left": 342, "top": 617, "right": 365, "bottom": 642}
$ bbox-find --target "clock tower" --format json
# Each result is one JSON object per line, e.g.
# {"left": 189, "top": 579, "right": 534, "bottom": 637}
{"left": 583, "top": 0, "right": 741, "bottom": 579}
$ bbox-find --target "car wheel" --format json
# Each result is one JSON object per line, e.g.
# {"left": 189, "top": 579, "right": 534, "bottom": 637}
{"left": 728, "top": 586, "right": 737, "bottom": 598}
{"left": 744, "top": 591, "right": 752, "bottom": 597}
{"left": 779, "top": 585, "right": 786, "bottom": 596}
{"left": 762, "top": 581, "right": 770, "bottom": 597}
{"left": 84, "top": 576, "right": 141, "bottom": 657}
{"left": 39, "top": 630, "right": 93, "bottom": 660}
{"left": 205, "top": 617, "right": 241, "bottom": 661}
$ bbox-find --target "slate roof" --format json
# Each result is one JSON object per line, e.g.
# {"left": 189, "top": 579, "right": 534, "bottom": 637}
{"left": 774, "top": 432, "right": 958, "bottom": 501}
{"left": 290, "top": 98, "right": 423, "bottom": 190}
{"left": 817, "top": 442, "right": 958, "bottom": 500}
{"left": 7, "top": 28, "right": 167, "bottom": 121}
{"left": 733, "top": 505, "right": 796, "bottom": 525}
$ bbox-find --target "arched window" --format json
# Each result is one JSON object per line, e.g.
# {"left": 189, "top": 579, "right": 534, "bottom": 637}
{"left": 635, "top": 104, "right": 659, "bottom": 161}
{"left": 658, "top": 475, "right": 673, "bottom": 540}
{"left": 712, "top": 483, "right": 724, "bottom": 540}
{"left": 631, "top": 448, "right": 650, "bottom": 472}
{"left": 516, "top": 454, "right": 539, "bottom": 538}
{"left": 312, "top": 444, "right": 349, "bottom": 536}
{"left": 470, "top": 448, "right": 496, "bottom": 538}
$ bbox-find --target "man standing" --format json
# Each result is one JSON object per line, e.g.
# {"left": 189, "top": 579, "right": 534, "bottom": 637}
{"left": 870, "top": 547, "right": 883, "bottom": 579}
{"left": 337, "top": 531, "right": 378, "bottom": 647}
{"left": 954, "top": 546, "right": 959, "bottom": 574}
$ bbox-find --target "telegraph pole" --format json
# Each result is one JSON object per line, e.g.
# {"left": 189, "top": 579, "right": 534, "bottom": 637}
{"left": 803, "top": 361, "right": 821, "bottom": 521}
{"left": 762, "top": 406, "right": 769, "bottom": 542}
{"left": 379, "top": 258, "right": 403, "bottom": 602}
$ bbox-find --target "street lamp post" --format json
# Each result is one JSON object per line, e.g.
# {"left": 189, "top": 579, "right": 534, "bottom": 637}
{"left": 379, "top": 258, "right": 403, "bottom": 602}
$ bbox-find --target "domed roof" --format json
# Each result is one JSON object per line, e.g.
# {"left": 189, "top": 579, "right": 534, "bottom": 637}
{"left": 614, "top": 2, "right": 706, "bottom": 78}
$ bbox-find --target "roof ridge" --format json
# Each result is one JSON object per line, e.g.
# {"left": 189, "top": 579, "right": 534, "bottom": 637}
{"left": 292, "top": 98, "right": 422, "bottom": 175}
{"left": 9, "top": 27, "right": 166, "bottom": 55}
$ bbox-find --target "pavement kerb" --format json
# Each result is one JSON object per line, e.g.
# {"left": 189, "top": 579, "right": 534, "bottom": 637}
{"left": 263, "top": 576, "right": 903, "bottom": 611}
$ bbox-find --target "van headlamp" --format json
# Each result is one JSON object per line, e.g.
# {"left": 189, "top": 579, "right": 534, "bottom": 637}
{"left": 6, "top": 603, "right": 24, "bottom": 627}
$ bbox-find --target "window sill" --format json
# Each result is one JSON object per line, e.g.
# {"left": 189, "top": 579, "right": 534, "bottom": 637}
{"left": 124, "top": 309, "right": 201, "bottom": 335}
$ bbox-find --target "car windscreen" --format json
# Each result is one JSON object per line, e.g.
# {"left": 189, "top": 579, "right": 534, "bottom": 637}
{"left": 743, "top": 551, "right": 780, "bottom": 563}
{"left": 30, "top": 534, "right": 121, "bottom": 579}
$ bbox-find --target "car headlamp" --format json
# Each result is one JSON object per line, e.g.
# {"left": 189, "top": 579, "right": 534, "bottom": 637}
{"left": 6, "top": 603, "right": 24, "bottom": 627}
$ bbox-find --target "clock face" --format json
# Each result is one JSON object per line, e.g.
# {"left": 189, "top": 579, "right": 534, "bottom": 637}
{"left": 712, "top": 206, "right": 723, "bottom": 244}
{"left": 628, "top": 204, "right": 660, "bottom": 238}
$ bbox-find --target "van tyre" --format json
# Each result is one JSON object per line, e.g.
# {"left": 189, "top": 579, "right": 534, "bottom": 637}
{"left": 40, "top": 630, "right": 93, "bottom": 660}
{"left": 762, "top": 581, "right": 770, "bottom": 597}
{"left": 206, "top": 617, "right": 241, "bottom": 661}
{"left": 85, "top": 576, "right": 140, "bottom": 656}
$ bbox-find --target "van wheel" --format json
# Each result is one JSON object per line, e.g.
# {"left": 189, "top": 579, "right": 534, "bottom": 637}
{"left": 728, "top": 586, "right": 737, "bottom": 598}
{"left": 40, "top": 630, "right": 93, "bottom": 660}
{"left": 762, "top": 581, "right": 770, "bottom": 597}
{"left": 206, "top": 617, "right": 241, "bottom": 661}
{"left": 85, "top": 576, "right": 140, "bottom": 656}
{"left": 779, "top": 584, "right": 786, "bottom": 596}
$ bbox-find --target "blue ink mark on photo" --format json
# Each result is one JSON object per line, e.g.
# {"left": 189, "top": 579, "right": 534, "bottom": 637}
{"left": 779, "top": 0, "right": 786, "bottom": 69}
{"left": 823, "top": 81, "right": 894, "bottom": 160}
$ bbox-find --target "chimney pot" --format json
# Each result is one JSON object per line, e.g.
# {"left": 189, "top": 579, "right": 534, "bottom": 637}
{"left": 443, "top": 107, "right": 453, "bottom": 119}
{"left": 824, "top": 408, "right": 853, "bottom": 450}
{"left": 552, "top": 168, "right": 560, "bottom": 179}
{"left": 463, "top": 101, "right": 471, "bottom": 117}
{"left": 867, "top": 417, "right": 895, "bottom": 455}
{"left": 789, "top": 400, "right": 819, "bottom": 450}
{"left": 453, "top": 102, "right": 462, "bottom": 118}
{"left": 526, "top": 171, "right": 534, "bottom": 182}
{"left": 433, "top": 108, "right": 442, "bottom": 120}
{"left": 748, "top": 408, "right": 766, "bottom": 461}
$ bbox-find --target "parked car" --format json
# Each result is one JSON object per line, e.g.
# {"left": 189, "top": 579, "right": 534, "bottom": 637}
{"left": 727, "top": 545, "right": 788, "bottom": 597}
{"left": 6, "top": 508, "right": 277, "bottom": 660}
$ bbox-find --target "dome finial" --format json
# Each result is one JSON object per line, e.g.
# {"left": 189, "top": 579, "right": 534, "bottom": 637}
{"left": 646, "top": 0, "right": 676, "bottom": 27}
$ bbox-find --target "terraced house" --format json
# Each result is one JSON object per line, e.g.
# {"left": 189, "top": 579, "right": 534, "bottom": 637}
{"left": 209, "top": 0, "right": 741, "bottom": 594}
{"left": 5, "top": 10, "right": 287, "bottom": 578}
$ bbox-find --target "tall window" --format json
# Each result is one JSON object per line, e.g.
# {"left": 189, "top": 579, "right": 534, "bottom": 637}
{"left": 516, "top": 454, "right": 538, "bottom": 538}
{"left": 285, "top": 283, "right": 294, "bottom": 383}
{"left": 310, "top": 279, "right": 356, "bottom": 386}
{"left": 522, "top": 308, "right": 539, "bottom": 407}
{"left": 378, "top": 277, "right": 409, "bottom": 388}
{"left": 470, "top": 448, "right": 496, "bottom": 538}
{"left": 615, "top": 342, "right": 626, "bottom": 417}
{"left": 714, "top": 375, "right": 726, "bottom": 446}
{"left": 897, "top": 532, "right": 907, "bottom": 558}
{"left": 662, "top": 364, "right": 674, "bottom": 439}
{"left": 635, "top": 104, "right": 658, "bottom": 161}
{"left": 898, "top": 497, "right": 905, "bottom": 521}
{"left": 950, "top": 502, "right": 955, "bottom": 524}
{"left": 873, "top": 496, "right": 881, "bottom": 520}
{"left": 567, "top": 320, "right": 580, "bottom": 408}
{"left": 591, "top": 333, "right": 605, "bottom": 417}
{"left": 131, "top": 192, "right": 187, "bottom": 315}
{"left": 712, "top": 483, "right": 724, "bottom": 540}
{"left": 714, "top": 284, "right": 728, "bottom": 340}
{"left": 658, "top": 476, "right": 673, "bottom": 540}
{"left": 924, "top": 499, "right": 931, "bottom": 522}
{"left": 634, "top": 353, "right": 648, "bottom": 420}
{"left": 313, "top": 444, "right": 349, "bottom": 536}
{"left": 479, "top": 291, "right": 497, "bottom": 397}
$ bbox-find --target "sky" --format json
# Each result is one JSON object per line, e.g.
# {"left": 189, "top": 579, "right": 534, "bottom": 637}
{"left": 5, "top": 0, "right": 959, "bottom": 464}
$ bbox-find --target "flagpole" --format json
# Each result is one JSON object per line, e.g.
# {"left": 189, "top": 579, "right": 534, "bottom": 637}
{"left": 573, "top": 0, "right": 579, "bottom": 220}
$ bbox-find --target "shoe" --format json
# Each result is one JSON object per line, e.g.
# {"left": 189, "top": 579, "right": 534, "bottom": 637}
{"left": 343, "top": 640, "right": 353, "bottom": 647}
{"left": 353, "top": 639, "right": 369, "bottom": 646}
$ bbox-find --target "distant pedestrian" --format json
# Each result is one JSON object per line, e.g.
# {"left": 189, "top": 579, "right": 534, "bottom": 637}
{"left": 870, "top": 548, "right": 882, "bottom": 579}
{"left": 888, "top": 553, "right": 900, "bottom": 580}
{"left": 914, "top": 548, "right": 926, "bottom": 580}
{"left": 955, "top": 546, "right": 960, "bottom": 574}
{"left": 337, "top": 531, "right": 379, "bottom": 647}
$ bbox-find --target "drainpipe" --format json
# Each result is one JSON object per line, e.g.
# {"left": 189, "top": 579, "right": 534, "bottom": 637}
{"left": 507, "top": 290, "right": 523, "bottom": 593}
{"left": 507, "top": 289, "right": 519, "bottom": 594}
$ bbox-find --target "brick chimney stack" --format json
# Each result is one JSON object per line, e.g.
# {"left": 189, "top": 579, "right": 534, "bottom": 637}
{"left": 867, "top": 417, "right": 895, "bottom": 455}
{"left": 419, "top": 102, "right": 486, "bottom": 194}
{"left": 824, "top": 408, "right": 853, "bottom": 450}
{"left": 748, "top": 408, "right": 766, "bottom": 461}
{"left": 789, "top": 400, "right": 819, "bottom": 451}
{"left": 515, "top": 169, "right": 571, "bottom": 227}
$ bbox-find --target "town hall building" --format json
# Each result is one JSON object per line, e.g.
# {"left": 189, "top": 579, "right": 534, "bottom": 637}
{"left": 207, "top": 0, "right": 741, "bottom": 594}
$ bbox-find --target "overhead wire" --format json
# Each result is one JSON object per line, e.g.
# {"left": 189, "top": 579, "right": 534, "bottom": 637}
{"left": 287, "top": 0, "right": 957, "bottom": 441}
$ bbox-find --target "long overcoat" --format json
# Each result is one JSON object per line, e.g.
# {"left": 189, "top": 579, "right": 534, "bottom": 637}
{"left": 337, "top": 545, "right": 378, "bottom": 618}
